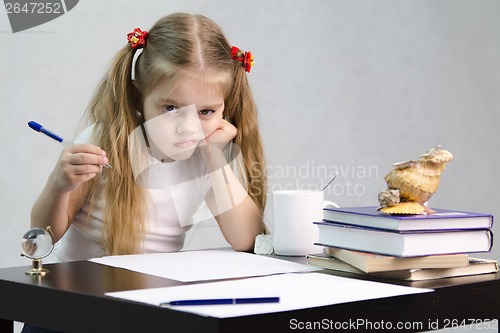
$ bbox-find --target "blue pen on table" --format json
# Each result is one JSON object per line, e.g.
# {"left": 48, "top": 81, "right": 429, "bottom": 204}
{"left": 27, "top": 121, "right": 112, "bottom": 169}
{"left": 160, "top": 297, "right": 280, "bottom": 307}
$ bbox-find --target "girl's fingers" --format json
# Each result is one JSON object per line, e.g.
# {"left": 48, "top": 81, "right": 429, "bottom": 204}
{"left": 66, "top": 152, "right": 109, "bottom": 168}
{"left": 62, "top": 144, "right": 109, "bottom": 168}
{"left": 205, "top": 119, "right": 238, "bottom": 145}
{"left": 65, "top": 143, "right": 107, "bottom": 156}
{"left": 217, "top": 119, "right": 237, "bottom": 138}
{"left": 66, "top": 163, "right": 105, "bottom": 176}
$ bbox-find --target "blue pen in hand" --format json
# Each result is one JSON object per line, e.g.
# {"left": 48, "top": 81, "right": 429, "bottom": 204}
{"left": 28, "top": 121, "right": 112, "bottom": 169}
{"left": 160, "top": 297, "right": 280, "bottom": 307}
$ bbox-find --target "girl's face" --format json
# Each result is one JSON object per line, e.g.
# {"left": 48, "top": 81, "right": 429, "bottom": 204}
{"left": 141, "top": 77, "right": 225, "bottom": 161}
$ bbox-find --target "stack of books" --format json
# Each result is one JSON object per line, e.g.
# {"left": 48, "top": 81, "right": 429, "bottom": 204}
{"left": 308, "top": 206, "right": 497, "bottom": 281}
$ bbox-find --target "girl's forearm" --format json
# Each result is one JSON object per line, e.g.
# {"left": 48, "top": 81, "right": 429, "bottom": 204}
{"left": 212, "top": 193, "right": 263, "bottom": 252}
{"left": 204, "top": 146, "right": 263, "bottom": 251}
{"left": 30, "top": 174, "right": 74, "bottom": 242}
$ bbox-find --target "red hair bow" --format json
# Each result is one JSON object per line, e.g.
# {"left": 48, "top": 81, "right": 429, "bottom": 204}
{"left": 127, "top": 28, "right": 148, "bottom": 50}
{"left": 231, "top": 46, "right": 254, "bottom": 73}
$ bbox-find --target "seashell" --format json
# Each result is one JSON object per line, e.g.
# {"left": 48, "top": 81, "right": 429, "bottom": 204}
{"left": 378, "top": 146, "right": 453, "bottom": 214}
{"left": 379, "top": 201, "right": 426, "bottom": 215}
{"left": 378, "top": 189, "right": 400, "bottom": 207}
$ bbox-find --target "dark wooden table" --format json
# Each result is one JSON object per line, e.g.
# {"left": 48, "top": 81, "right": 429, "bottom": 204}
{"left": 0, "top": 258, "right": 499, "bottom": 333}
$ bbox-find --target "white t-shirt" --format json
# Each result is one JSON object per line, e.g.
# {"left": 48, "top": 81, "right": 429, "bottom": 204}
{"left": 52, "top": 125, "right": 216, "bottom": 262}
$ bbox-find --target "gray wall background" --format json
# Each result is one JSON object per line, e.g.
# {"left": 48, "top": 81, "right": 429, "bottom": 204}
{"left": 1, "top": 0, "right": 499, "bottom": 269}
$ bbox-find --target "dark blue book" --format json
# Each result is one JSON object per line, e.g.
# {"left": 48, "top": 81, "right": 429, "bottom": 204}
{"left": 314, "top": 221, "right": 493, "bottom": 257}
{"left": 323, "top": 206, "right": 493, "bottom": 232}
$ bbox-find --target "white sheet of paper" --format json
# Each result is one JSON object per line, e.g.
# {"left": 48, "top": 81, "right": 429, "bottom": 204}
{"left": 89, "top": 249, "right": 320, "bottom": 282}
{"left": 106, "top": 272, "right": 433, "bottom": 318}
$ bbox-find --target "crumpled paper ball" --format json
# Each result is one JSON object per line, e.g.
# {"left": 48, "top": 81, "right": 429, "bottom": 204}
{"left": 254, "top": 234, "right": 274, "bottom": 255}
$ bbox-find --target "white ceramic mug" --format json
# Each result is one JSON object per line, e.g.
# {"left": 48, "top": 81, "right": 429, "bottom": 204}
{"left": 272, "top": 190, "right": 338, "bottom": 256}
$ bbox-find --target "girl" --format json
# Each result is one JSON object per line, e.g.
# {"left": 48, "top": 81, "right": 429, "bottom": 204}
{"left": 29, "top": 13, "right": 267, "bottom": 264}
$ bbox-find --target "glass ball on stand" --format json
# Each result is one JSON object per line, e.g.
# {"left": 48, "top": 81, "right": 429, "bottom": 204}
{"left": 21, "top": 226, "right": 55, "bottom": 276}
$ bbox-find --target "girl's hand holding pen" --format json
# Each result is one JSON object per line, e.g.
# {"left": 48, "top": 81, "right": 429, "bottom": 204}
{"left": 28, "top": 121, "right": 112, "bottom": 193}
{"left": 50, "top": 144, "right": 110, "bottom": 193}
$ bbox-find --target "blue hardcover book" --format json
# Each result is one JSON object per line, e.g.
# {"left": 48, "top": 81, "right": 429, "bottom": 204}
{"left": 323, "top": 206, "right": 493, "bottom": 232}
{"left": 314, "top": 221, "right": 494, "bottom": 257}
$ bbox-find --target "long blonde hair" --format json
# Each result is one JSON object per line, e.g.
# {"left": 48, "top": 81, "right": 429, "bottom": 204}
{"left": 83, "top": 13, "right": 266, "bottom": 255}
